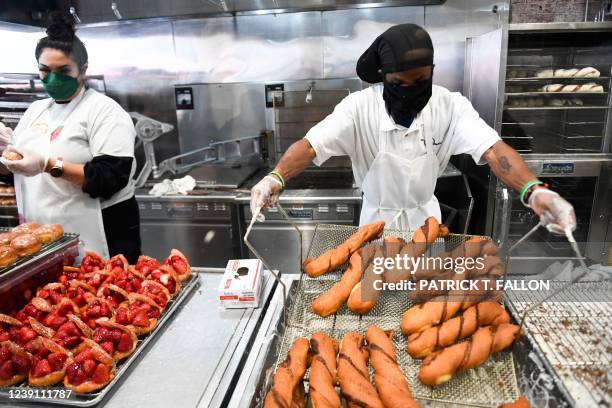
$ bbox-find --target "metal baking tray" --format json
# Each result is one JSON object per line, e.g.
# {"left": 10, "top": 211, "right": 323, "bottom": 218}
{"left": 0, "top": 273, "right": 200, "bottom": 406}
{"left": 0, "top": 230, "right": 80, "bottom": 279}
{"left": 259, "top": 224, "right": 519, "bottom": 407}
{"left": 506, "top": 281, "right": 612, "bottom": 407}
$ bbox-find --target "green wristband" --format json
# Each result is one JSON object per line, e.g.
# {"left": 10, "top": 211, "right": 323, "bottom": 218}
{"left": 520, "top": 180, "right": 543, "bottom": 206}
{"left": 268, "top": 171, "right": 285, "bottom": 189}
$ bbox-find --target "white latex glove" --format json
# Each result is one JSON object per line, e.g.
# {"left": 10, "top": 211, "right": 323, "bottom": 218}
{"left": 0, "top": 146, "right": 48, "bottom": 177}
{"left": 250, "top": 175, "right": 282, "bottom": 222}
{"left": 0, "top": 122, "right": 12, "bottom": 151}
{"left": 528, "top": 188, "right": 577, "bottom": 234}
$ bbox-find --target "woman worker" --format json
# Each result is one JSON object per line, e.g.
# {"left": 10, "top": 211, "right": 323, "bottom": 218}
{"left": 0, "top": 12, "right": 141, "bottom": 262}
{"left": 251, "top": 24, "right": 576, "bottom": 234}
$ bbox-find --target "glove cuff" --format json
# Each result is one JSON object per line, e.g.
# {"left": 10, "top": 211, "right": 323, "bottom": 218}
{"left": 526, "top": 187, "right": 559, "bottom": 209}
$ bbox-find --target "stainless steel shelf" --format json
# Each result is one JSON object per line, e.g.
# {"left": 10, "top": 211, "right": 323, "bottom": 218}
{"left": 506, "top": 76, "right": 609, "bottom": 82}
{"left": 508, "top": 22, "right": 612, "bottom": 33}
{"left": 505, "top": 92, "right": 607, "bottom": 96}
{"left": 505, "top": 106, "right": 609, "bottom": 111}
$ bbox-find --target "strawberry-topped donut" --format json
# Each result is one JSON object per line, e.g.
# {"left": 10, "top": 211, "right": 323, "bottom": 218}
{"left": 105, "top": 254, "right": 128, "bottom": 274}
{"left": 96, "top": 284, "right": 129, "bottom": 309}
{"left": 9, "top": 317, "right": 53, "bottom": 351}
{"left": 14, "top": 297, "right": 54, "bottom": 324}
{"left": 108, "top": 267, "right": 145, "bottom": 294}
{"left": 39, "top": 299, "right": 80, "bottom": 331}
{"left": 35, "top": 283, "right": 67, "bottom": 306}
{"left": 137, "top": 280, "right": 170, "bottom": 310}
{"left": 81, "top": 270, "right": 113, "bottom": 292}
{"left": 163, "top": 249, "right": 191, "bottom": 282}
{"left": 27, "top": 337, "right": 71, "bottom": 387}
{"left": 91, "top": 318, "right": 137, "bottom": 360}
{"left": 134, "top": 255, "right": 160, "bottom": 277}
{"left": 80, "top": 251, "right": 106, "bottom": 274}
{"left": 64, "top": 338, "right": 115, "bottom": 393}
{"left": 0, "top": 340, "right": 31, "bottom": 386}
{"left": 52, "top": 314, "right": 92, "bottom": 351}
{"left": 60, "top": 266, "right": 83, "bottom": 283}
{"left": 0, "top": 314, "right": 22, "bottom": 342}
{"left": 81, "top": 298, "right": 115, "bottom": 329}
{"left": 65, "top": 280, "right": 97, "bottom": 308}
{"left": 114, "top": 293, "right": 163, "bottom": 336}
{"left": 148, "top": 265, "right": 180, "bottom": 298}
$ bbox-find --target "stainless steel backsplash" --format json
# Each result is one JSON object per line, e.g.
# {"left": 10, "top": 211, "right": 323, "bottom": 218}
{"left": 0, "top": 0, "right": 507, "bottom": 164}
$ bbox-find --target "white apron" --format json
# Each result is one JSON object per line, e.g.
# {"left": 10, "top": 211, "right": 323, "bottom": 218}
{"left": 359, "top": 119, "right": 441, "bottom": 231}
{"left": 14, "top": 90, "right": 109, "bottom": 259}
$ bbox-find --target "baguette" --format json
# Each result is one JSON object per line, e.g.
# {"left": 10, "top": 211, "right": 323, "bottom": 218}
{"left": 309, "top": 332, "right": 341, "bottom": 408}
{"left": 407, "top": 301, "right": 510, "bottom": 358}
{"left": 347, "top": 245, "right": 384, "bottom": 315}
{"left": 338, "top": 332, "right": 384, "bottom": 408}
{"left": 264, "top": 337, "right": 311, "bottom": 408}
{"left": 303, "top": 221, "right": 385, "bottom": 278}
{"left": 419, "top": 324, "right": 521, "bottom": 386}
{"left": 365, "top": 327, "right": 420, "bottom": 408}
{"left": 312, "top": 244, "right": 377, "bottom": 317}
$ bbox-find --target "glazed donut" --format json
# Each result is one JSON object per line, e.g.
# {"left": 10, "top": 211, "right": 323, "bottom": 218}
{"left": 1, "top": 149, "right": 23, "bottom": 161}
{"left": 12, "top": 222, "right": 41, "bottom": 236}
{"left": 10, "top": 233, "right": 42, "bottom": 257}
{"left": 0, "top": 232, "right": 17, "bottom": 246}
{"left": 0, "top": 245, "right": 17, "bottom": 267}
{"left": 32, "top": 224, "right": 64, "bottom": 244}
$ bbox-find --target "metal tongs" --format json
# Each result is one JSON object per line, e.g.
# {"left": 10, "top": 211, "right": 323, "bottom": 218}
{"left": 505, "top": 222, "right": 590, "bottom": 329}
{"left": 243, "top": 205, "right": 303, "bottom": 325}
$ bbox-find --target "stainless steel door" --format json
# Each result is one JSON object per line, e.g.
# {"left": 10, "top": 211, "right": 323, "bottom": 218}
{"left": 140, "top": 221, "right": 236, "bottom": 267}
{"left": 492, "top": 155, "right": 612, "bottom": 266}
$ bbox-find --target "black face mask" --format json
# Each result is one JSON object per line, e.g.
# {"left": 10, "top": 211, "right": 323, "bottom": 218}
{"left": 383, "top": 77, "right": 433, "bottom": 125}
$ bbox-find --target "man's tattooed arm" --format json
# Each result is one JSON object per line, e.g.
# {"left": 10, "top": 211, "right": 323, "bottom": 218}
{"left": 482, "top": 141, "right": 537, "bottom": 191}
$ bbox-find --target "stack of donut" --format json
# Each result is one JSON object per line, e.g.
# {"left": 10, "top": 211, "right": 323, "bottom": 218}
{"left": 0, "top": 222, "right": 65, "bottom": 268}
{"left": 265, "top": 325, "right": 522, "bottom": 406}
{"left": 310, "top": 217, "right": 450, "bottom": 317}
{"left": 0, "top": 248, "right": 191, "bottom": 393}
{"left": 264, "top": 329, "right": 420, "bottom": 408}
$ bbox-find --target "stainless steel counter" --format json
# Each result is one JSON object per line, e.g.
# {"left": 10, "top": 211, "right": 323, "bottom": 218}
{"left": 0, "top": 268, "right": 277, "bottom": 408}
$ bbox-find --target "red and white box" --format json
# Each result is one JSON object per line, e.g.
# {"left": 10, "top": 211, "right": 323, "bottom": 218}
{"left": 218, "top": 259, "right": 263, "bottom": 308}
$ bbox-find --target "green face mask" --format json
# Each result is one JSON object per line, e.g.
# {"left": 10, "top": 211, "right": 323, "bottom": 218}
{"left": 41, "top": 72, "right": 79, "bottom": 101}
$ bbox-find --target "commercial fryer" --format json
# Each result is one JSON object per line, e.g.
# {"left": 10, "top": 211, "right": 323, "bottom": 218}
{"left": 235, "top": 222, "right": 522, "bottom": 407}
{"left": 230, "top": 212, "right": 612, "bottom": 407}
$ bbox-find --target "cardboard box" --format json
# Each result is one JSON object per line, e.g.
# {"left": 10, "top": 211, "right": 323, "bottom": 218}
{"left": 218, "top": 259, "right": 263, "bottom": 308}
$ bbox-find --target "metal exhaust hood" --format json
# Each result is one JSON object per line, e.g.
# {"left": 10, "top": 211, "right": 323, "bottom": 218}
{"left": 1, "top": 0, "right": 445, "bottom": 26}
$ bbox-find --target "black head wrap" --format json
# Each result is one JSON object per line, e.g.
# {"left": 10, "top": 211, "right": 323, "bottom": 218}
{"left": 356, "top": 24, "right": 434, "bottom": 126}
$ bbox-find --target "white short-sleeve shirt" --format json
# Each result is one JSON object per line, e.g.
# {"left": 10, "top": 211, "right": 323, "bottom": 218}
{"left": 14, "top": 88, "right": 136, "bottom": 209}
{"left": 304, "top": 83, "right": 500, "bottom": 189}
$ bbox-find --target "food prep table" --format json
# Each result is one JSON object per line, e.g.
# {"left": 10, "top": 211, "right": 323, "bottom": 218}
{"left": 0, "top": 268, "right": 277, "bottom": 408}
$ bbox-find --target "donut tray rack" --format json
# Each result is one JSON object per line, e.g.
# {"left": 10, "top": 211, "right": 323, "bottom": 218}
{"left": 0, "top": 231, "right": 80, "bottom": 286}
{"left": 257, "top": 223, "right": 520, "bottom": 407}
{"left": 506, "top": 280, "right": 612, "bottom": 407}
{"left": 0, "top": 273, "right": 200, "bottom": 407}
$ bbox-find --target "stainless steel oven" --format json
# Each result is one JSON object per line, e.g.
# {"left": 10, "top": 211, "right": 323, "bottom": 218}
{"left": 137, "top": 193, "right": 241, "bottom": 267}
{"left": 491, "top": 154, "right": 612, "bottom": 269}
{"left": 502, "top": 28, "right": 612, "bottom": 154}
